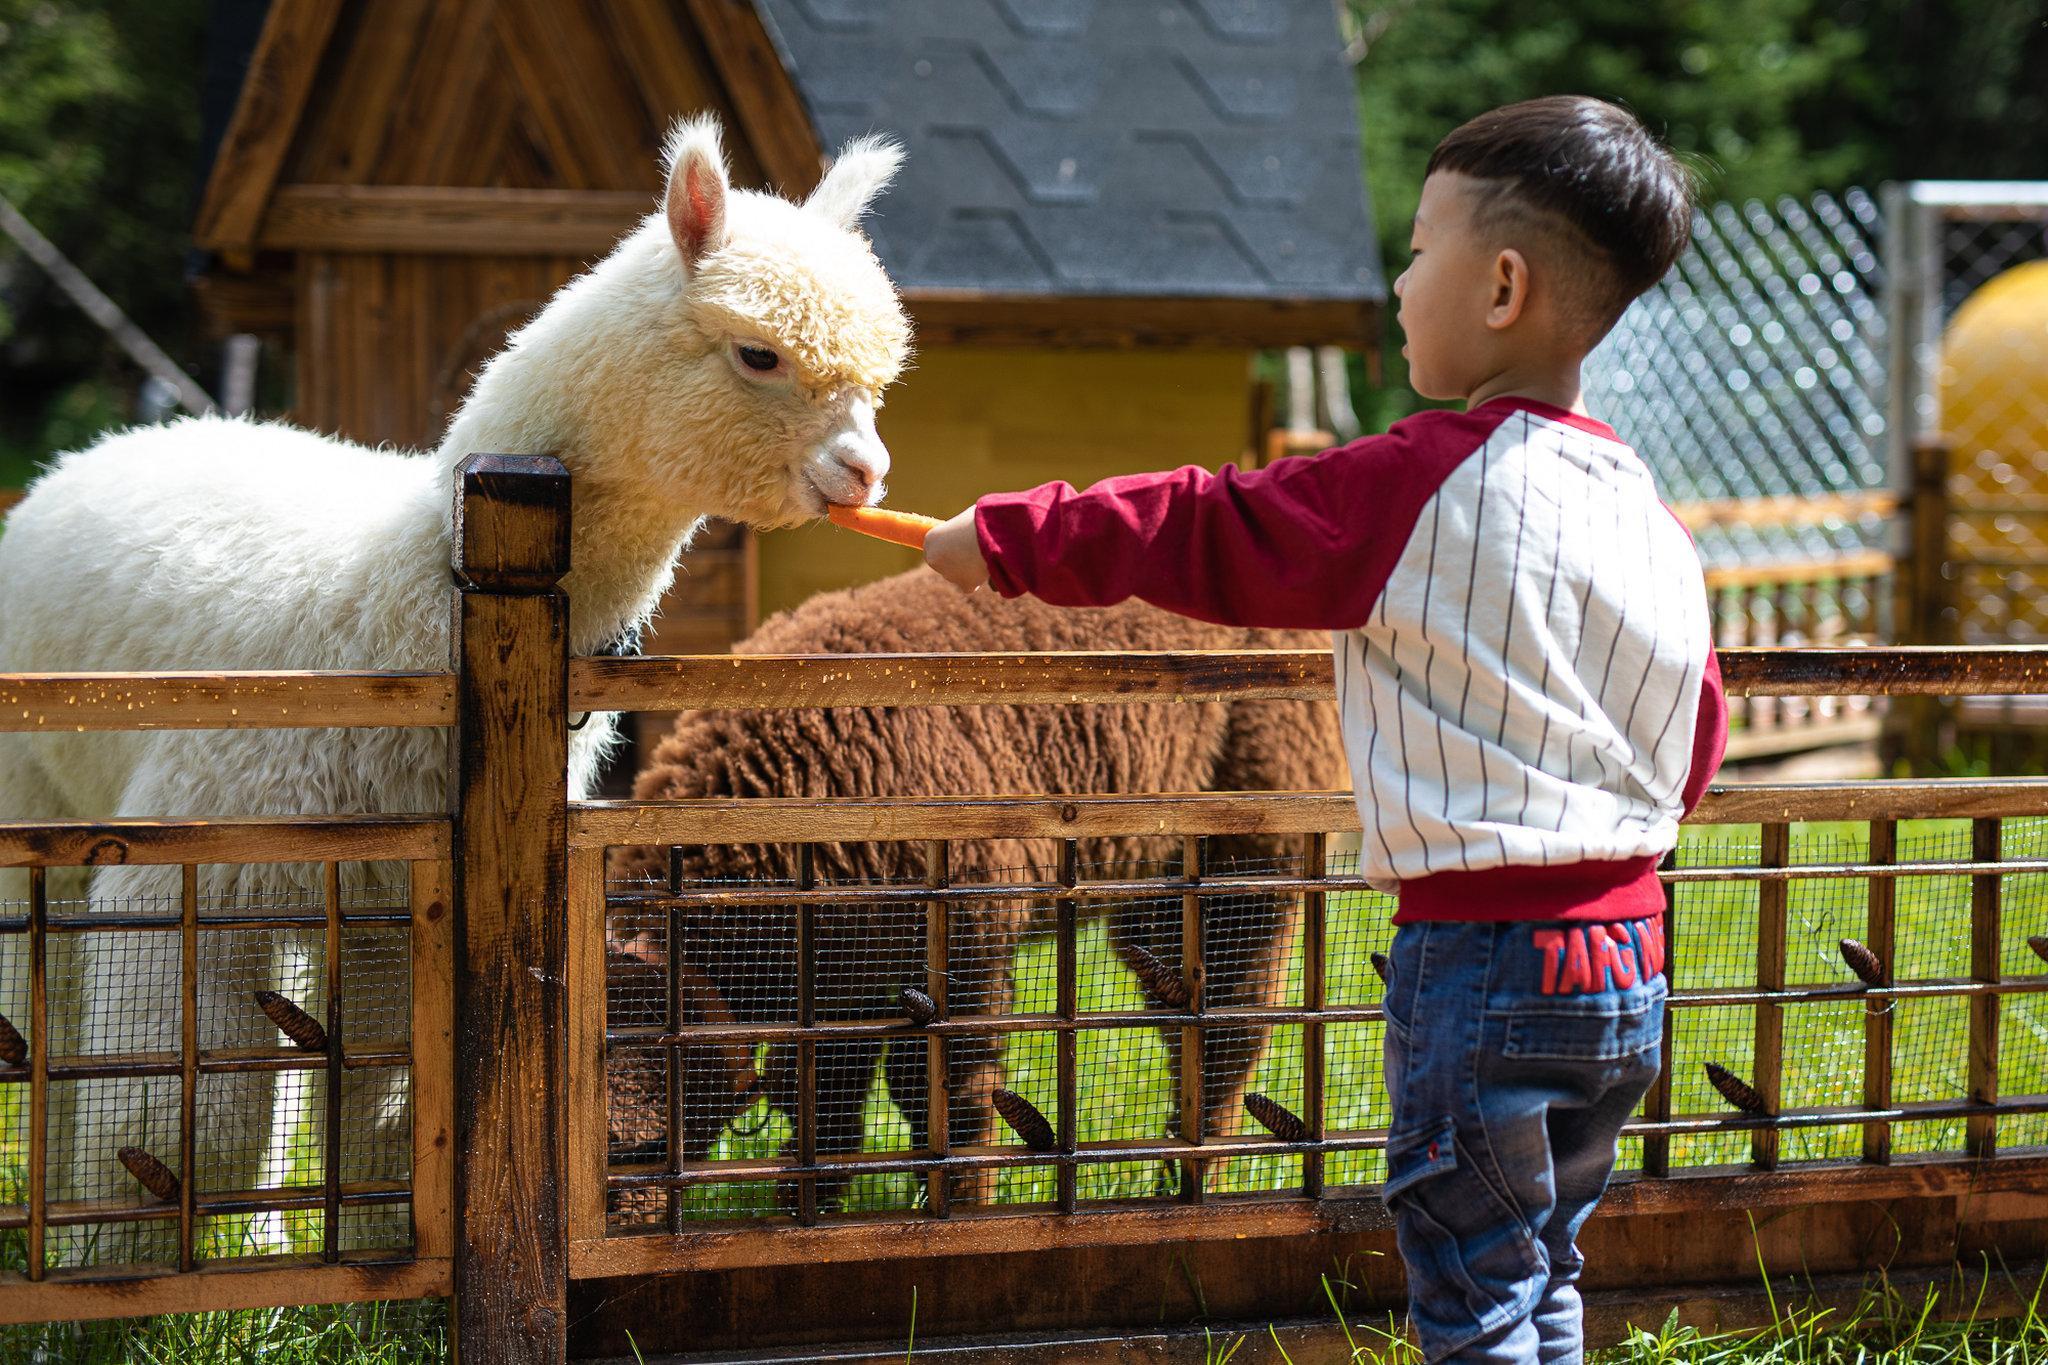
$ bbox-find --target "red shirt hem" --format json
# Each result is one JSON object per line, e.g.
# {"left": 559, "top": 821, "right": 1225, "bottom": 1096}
{"left": 1392, "top": 856, "right": 1665, "bottom": 924}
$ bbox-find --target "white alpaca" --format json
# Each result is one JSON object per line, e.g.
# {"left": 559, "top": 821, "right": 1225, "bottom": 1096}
{"left": 0, "top": 117, "right": 910, "bottom": 1259}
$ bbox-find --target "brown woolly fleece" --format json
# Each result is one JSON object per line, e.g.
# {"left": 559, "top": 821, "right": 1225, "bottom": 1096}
{"left": 612, "top": 567, "right": 1345, "bottom": 1207}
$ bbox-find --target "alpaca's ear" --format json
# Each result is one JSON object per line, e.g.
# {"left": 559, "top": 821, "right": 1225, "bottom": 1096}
{"left": 663, "top": 114, "right": 730, "bottom": 272}
{"left": 804, "top": 134, "right": 904, "bottom": 230}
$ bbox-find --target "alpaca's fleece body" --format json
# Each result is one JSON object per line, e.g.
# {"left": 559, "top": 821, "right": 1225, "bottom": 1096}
{"left": 0, "top": 117, "right": 912, "bottom": 1228}
{"left": 613, "top": 569, "right": 1346, "bottom": 1206}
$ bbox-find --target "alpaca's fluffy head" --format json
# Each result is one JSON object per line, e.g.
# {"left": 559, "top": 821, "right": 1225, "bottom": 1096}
{"left": 447, "top": 115, "right": 914, "bottom": 544}
{"left": 613, "top": 116, "right": 913, "bottom": 531}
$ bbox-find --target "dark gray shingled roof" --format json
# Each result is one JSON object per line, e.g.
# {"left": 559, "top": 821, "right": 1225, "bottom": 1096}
{"left": 752, "top": 0, "right": 1384, "bottom": 303}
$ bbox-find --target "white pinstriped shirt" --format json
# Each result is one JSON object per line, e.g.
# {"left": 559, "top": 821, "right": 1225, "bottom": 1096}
{"left": 977, "top": 395, "right": 1727, "bottom": 924}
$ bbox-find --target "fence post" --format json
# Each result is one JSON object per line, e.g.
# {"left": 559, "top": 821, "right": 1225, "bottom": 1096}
{"left": 450, "top": 453, "right": 572, "bottom": 1364}
{"left": 1892, "top": 436, "right": 1954, "bottom": 771}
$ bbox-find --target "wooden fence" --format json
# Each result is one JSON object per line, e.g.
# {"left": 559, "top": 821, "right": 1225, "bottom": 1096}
{"left": 3, "top": 459, "right": 2048, "bottom": 1363}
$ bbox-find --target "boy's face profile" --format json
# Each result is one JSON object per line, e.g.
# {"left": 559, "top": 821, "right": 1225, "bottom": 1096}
{"left": 1393, "top": 172, "right": 1532, "bottom": 403}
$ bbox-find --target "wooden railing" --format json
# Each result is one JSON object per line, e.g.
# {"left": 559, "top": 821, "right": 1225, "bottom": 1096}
{"left": 4, "top": 460, "right": 2048, "bottom": 1362}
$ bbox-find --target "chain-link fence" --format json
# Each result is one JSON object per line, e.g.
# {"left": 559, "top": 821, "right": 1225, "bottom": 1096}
{"left": 1586, "top": 189, "right": 1891, "bottom": 574}
{"left": 1889, "top": 184, "right": 2048, "bottom": 646}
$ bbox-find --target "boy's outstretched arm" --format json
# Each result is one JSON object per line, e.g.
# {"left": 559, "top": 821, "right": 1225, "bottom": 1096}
{"left": 922, "top": 413, "right": 1488, "bottom": 631}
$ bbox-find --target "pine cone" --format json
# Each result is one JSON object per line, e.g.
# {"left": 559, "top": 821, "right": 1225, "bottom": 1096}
{"left": 1705, "top": 1062, "right": 1771, "bottom": 1115}
{"left": 1116, "top": 943, "right": 1190, "bottom": 1009}
{"left": 0, "top": 1012, "right": 25, "bottom": 1067}
{"left": 898, "top": 986, "right": 939, "bottom": 1026}
{"left": 991, "top": 1087, "right": 1057, "bottom": 1151}
{"left": 1244, "top": 1092, "right": 1308, "bottom": 1143}
{"left": 1838, "top": 938, "right": 1885, "bottom": 988}
{"left": 1371, "top": 952, "right": 1392, "bottom": 985}
{"left": 255, "top": 990, "right": 327, "bottom": 1051}
{"left": 118, "top": 1145, "right": 180, "bottom": 1202}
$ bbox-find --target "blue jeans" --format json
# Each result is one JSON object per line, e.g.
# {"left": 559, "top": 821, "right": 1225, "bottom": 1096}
{"left": 1380, "top": 918, "right": 1666, "bottom": 1363}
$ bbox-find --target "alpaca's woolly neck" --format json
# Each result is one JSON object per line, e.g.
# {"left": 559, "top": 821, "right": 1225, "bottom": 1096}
{"left": 435, "top": 222, "right": 712, "bottom": 657}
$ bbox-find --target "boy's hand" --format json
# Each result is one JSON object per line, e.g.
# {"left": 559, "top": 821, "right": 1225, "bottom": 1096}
{"left": 924, "top": 509, "right": 990, "bottom": 594}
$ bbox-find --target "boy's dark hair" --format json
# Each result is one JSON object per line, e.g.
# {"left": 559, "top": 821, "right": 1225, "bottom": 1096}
{"left": 1426, "top": 96, "right": 1694, "bottom": 332}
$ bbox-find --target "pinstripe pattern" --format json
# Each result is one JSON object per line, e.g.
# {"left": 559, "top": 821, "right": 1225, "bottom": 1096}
{"left": 1336, "top": 412, "right": 1710, "bottom": 889}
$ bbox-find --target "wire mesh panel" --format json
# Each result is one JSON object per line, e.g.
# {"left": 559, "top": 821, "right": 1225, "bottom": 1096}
{"left": 581, "top": 786, "right": 2048, "bottom": 1265}
{"left": 0, "top": 842, "right": 446, "bottom": 1296}
{"left": 1586, "top": 189, "right": 1889, "bottom": 569}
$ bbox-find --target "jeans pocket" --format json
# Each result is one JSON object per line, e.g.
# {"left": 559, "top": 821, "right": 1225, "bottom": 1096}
{"left": 1382, "top": 1117, "right": 1540, "bottom": 1352}
{"left": 1498, "top": 986, "right": 1665, "bottom": 1063}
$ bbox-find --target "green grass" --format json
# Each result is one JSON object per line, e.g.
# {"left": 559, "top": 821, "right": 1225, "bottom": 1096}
{"left": 7, "top": 1267, "right": 2048, "bottom": 1363}
{"left": 0, "top": 1299, "right": 448, "bottom": 1364}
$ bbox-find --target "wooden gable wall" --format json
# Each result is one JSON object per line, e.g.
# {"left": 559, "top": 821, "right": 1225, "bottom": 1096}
{"left": 282, "top": 0, "right": 765, "bottom": 194}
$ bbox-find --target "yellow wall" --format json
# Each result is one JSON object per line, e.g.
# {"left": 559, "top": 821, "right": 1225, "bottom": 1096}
{"left": 755, "top": 347, "right": 1252, "bottom": 620}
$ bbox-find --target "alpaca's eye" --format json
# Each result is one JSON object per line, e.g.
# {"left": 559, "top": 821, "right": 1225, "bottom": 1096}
{"left": 737, "top": 344, "right": 780, "bottom": 373}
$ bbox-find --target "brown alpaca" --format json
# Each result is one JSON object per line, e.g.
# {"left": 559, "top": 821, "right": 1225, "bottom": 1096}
{"left": 611, "top": 568, "right": 1345, "bottom": 1208}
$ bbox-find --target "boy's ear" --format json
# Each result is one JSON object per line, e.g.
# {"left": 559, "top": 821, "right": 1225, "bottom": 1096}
{"left": 1488, "top": 248, "right": 1531, "bottom": 330}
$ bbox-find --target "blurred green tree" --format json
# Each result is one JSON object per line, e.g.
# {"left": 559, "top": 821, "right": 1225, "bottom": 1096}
{"left": 0, "top": 0, "right": 208, "bottom": 485}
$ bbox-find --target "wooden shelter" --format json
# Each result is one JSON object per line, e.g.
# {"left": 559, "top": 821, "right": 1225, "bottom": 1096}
{"left": 192, "top": 0, "right": 1382, "bottom": 651}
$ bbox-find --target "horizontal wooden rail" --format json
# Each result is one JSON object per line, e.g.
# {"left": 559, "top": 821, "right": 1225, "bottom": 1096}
{"left": 575, "top": 792, "right": 1362, "bottom": 845}
{"left": 1695, "top": 647, "right": 2048, "bottom": 695}
{"left": 570, "top": 646, "right": 2048, "bottom": 713}
{"left": 569, "top": 650, "right": 1334, "bottom": 711}
{"left": 1702, "top": 549, "right": 1893, "bottom": 592}
{"left": 0, "top": 815, "right": 449, "bottom": 867}
{"left": 0, "top": 1256, "right": 451, "bottom": 1328}
{"left": 573, "top": 778, "right": 2048, "bottom": 847}
{"left": 5, "top": 646, "right": 2048, "bottom": 735}
{"left": 571, "top": 1155, "right": 2048, "bottom": 1277}
{"left": 0, "top": 671, "right": 454, "bottom": 732}
{"left": 1670, "top": 491, "right": 1897, "bottom": 533}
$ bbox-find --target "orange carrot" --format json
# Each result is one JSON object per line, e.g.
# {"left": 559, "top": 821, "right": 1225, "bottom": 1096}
{"left": 826, "top": 504, "right": 943, "bottom": 550}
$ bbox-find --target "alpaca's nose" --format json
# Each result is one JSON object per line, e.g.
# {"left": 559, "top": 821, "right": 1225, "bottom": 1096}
{"left": 817, "top": 394, "right": 890, "bottom": 505}
{"left": 834, "top": 447, "right": 888, "bottom": 499}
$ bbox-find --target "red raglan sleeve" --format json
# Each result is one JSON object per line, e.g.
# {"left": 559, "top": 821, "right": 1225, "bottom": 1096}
{"left": 971, "top": 409, "right": 1506, "bottom": 631}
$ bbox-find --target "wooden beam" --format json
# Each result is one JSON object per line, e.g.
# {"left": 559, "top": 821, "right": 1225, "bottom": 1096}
{"left": 572, "top": 774, "right": 2048, "bottom": 850}
{"left": 0, "top": 1257, "right": 449, "bottom": 1327}
{"left": 684, "top": 0, "right": 825, "bottom": 197}
{"left": 0, "top": 815, "right": 449, "bottom": 869}
{"left": 258, "top": 186, "right": 650, "bottom": 256}
{"left": 1671, "top": 491, "right": 1898, "bottom": 534}
{"left": 192, "top": 0, "right": 348, "bottom": 252}
{"left": 190, "top": 267, "right": 296, "bottom": 338}
{"left": 571, "top": 646, "right": 2048, "bottom": 715}
{"left": 0, "top": 670, "right": 454, "bottom": 732}
{"left": 1703, "top": 549, "right": 1894, "bottom": 592}
{"left": 570, "top": 649, "right": 1332, "bottom": 712}
{"left": 568, "top": 1153, "right": 2048, "bottom": 1277}
{"left": 573, "top": 792, "right": 1363, "bottom": 848}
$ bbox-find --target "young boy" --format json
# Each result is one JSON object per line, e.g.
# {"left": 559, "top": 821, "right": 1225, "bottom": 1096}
{"left": 923, "top": 96, "right": 1727, "bottom": 1362}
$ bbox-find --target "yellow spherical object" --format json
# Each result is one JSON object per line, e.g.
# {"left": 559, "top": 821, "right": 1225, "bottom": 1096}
{"left": 1941, "top": 260, "right": 2048, "bottom": 586}
{"left": 1942, "top": 258, "right": 2048, "bottom": 473}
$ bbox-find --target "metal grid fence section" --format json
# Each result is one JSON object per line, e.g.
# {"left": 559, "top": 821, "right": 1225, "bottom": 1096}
{"left": 1586, "top": 189, "right": 1890, "bottom": 571}
{"left": 0, "top": 859, "right": 431, "bottom": 1281}
{"left": 594, "top": 805, "right": 2048, "bottom": 1237}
